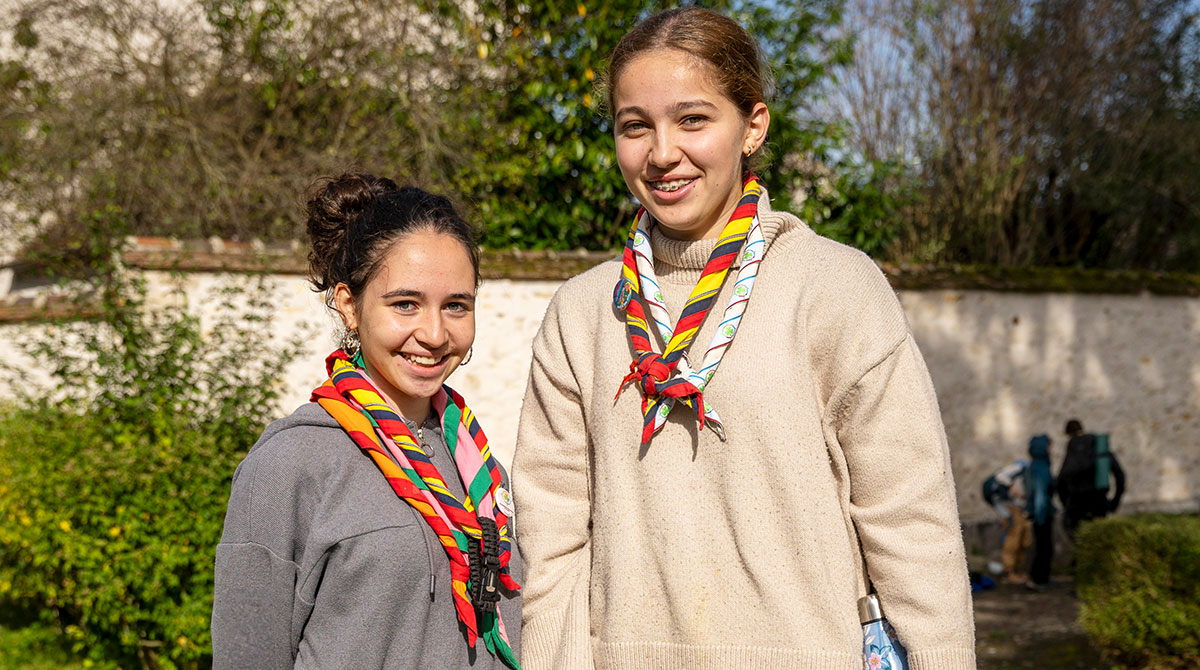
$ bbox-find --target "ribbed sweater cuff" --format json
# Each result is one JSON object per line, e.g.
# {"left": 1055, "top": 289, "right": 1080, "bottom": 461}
{"left": 596, "top": 641, "right": 858, "bottom": 670}
{"left": 520, "top": 602, "right": 592, "bottom": 670}
{"left": 908, "top": 647, "right": 978, "bottom": 670}
{"left": 520, "top": 620, "right": 566, "bottom": 670}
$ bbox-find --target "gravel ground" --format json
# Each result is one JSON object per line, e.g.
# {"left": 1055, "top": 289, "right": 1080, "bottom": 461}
{"left": 973, "top": 575, "right": 1111, "bottom": 670}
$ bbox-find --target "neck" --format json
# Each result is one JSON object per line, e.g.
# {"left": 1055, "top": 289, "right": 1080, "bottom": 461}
{"left": 363, "top": 361, "right": 432, "bottom": 425}
{"left": 397, "top": 399, "right": 431, "bottom": 426}
{"left": 657, "top": 223, "right": 720, "bottom": 241}
{"left": 656, "top": 199, "right": 744, "bottom": 241}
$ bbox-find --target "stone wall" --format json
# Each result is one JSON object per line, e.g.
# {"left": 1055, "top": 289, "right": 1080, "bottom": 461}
{"left": 2, "top": 242, "right": 1197, "bottom": 521}
{"left": 902, "top": 290, "right": 1200, "bottom": 520}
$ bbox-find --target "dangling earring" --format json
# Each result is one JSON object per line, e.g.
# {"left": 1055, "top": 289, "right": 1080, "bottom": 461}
{"left": 460, "top": 347, "right": 473, "bottom": 367}
{"left": 340, "top": 327, "right": 361, "bottom": 357}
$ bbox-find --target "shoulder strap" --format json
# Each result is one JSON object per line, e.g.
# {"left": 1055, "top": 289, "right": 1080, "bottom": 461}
{"left": 1094, "top": 434, "right": 1112, "bottom": 490}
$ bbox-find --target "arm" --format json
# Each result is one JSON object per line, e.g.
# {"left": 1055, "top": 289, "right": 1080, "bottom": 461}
{"left": 1056, "top": 469, "right": 1069, "bottom": 508}
{"left": 831, "top": 335, "right": 976, "bottom": 670}
{"left": 211, "top": 455, "right": 302, "bottom": 670}
{"left": 1109, "top": 453, "right": 1126, "bottom": 511}
{"left": 512, "top": 296, "right": 594, "bottom": 670}
{"left": 994, "top": 461, "right": 1023, "bottom": 488}
{"left": 212, "top": 543, "right": 299, "bottom": 670}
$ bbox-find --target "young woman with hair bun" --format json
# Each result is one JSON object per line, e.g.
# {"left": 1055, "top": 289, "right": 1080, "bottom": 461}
{"left": 512, "top": 8, "right": 975, "bottom": 670}
{"left": 212, "top": 174, "right": 522, "bottom": 670}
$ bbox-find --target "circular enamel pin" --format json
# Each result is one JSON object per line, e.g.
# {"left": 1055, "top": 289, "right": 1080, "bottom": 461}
{"left": 613, "top": 279, "right": 635, "bottom": 311}
{"left": 495, "top": 486, "right": 515, "bottom": 517}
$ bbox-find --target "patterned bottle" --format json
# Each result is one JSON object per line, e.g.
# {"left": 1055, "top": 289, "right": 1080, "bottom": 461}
{"left": 859, "top": 594, "right": 909, "bottom": 670}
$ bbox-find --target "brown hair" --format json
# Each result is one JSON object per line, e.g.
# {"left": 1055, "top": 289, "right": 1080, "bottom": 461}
{"left": 603, "top": 7, "right": 774, "bottom": 172}
{"left": 305, "top": 173, "right": 480, "bottom": 309}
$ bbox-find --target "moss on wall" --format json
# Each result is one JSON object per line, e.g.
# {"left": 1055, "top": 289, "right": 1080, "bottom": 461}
{"left": 5, "top": 238, "right": 1200, "bottom": 325}
{"left": 880, "top": 263, "right": 1200, "bottom": 296}
{"left": 114, "top": 238, "right": 1200, "bottom": 293}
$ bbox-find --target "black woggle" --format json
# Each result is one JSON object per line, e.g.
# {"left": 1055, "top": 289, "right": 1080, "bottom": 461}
{"left": 468, "top": 516, "right": 502, "bottom": 613}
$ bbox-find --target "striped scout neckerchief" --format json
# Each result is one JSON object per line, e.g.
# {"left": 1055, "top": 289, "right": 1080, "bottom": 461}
{"left": 613, "top": 176, "right": 764, "bottom": 444}
{"left": 311, "top": 350, "right": 521, "bottom": 669}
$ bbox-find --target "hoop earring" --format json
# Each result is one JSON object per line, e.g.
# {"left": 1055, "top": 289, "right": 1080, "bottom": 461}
{"left": 460, "top": 347, "right": 472, "bottom": 367}
{"left": 340, "top": 328, "right": 361, "bottom": 357}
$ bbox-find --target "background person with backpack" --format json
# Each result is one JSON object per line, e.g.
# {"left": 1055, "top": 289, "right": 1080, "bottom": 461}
{"left": 1056, "top": 418, "right": 1126, "bottom": 539}
{"left": 1025, "top": 435, "right": 1056, "bottom": 590}
{"left": 982, "top": 458, "right": 1031, "bottom": 583}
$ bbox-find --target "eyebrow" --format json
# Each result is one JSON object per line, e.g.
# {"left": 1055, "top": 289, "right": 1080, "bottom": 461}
{"left": 615, "top": 99, "right": 719, "bottom": 119}
{"left": 379, "top": 288, "right": 476, "bottom": 301}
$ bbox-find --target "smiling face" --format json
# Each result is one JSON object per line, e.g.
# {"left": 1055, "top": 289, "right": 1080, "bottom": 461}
{"left": 333, "top": 229, "right": 476, "bottom": 421}
{"left": 613, "top": 48, "right": 769, "bottom": 240}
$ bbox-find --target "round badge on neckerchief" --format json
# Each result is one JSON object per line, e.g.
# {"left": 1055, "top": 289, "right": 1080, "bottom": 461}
{"left": 613, "top": 278, "right": 635, "bottom": 311}
{"left": 495, "top": 486, "right": 515, "bottom": 518}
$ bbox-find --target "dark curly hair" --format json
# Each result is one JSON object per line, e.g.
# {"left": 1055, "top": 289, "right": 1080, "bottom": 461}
{"left": 304, "top": 173, "right": 480, "bottom": 308}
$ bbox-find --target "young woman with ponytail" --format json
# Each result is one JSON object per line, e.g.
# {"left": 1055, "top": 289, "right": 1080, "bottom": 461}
{"left": 512, "top": 8, "right": 976, "bottom": 670}
{"left": 213, "top": 175, "right": 522, "bottom": 670}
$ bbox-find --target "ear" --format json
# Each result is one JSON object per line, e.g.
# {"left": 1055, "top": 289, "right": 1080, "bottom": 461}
{"left": 743, "top": 102, "right": 770, "bottom": 154}
{"left": 332, "top": 282, "right": 358, "bottom": 331}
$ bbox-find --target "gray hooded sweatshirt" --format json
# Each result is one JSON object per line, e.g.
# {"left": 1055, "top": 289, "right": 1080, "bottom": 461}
{"left": 212, "top": 403, "right": 522, "bottom": 670}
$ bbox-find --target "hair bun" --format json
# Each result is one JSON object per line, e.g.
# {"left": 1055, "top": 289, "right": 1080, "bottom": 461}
{"left": 306, "top": 173, "right": 399, "bottom": 292}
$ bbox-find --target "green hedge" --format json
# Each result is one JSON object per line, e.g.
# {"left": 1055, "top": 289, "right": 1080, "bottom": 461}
{"left": 0, "top": 406, "right": 242, "bottom": 669}
{"left": 0, "top": 224, "right": 304, "bottom": 669}
{"left": 0, "top": 618, "right": 90, "bottom": 669}
{"left": 1075, "top": 513, "right": 1200, "bottom": 669}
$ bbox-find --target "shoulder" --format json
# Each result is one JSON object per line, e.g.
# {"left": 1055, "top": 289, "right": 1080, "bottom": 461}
{"left": 229, "top": 403, "right": 357, "bottom": 512}
{"left": 239, "top": 404, "right": 352, "bottom": 474}
{"left": 761, "top": 204, "right": 907, "bottom": 339}
{"left": 534, "top": 255, "right": 624, "bottom": 343}
{"left": 763, "top": 206, "right": 896, "bottom": 304}
{"left": 221, "top": 403, "right": 359, "bottom": 547}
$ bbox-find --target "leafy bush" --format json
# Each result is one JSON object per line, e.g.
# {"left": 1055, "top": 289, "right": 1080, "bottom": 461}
{"left": 0, "top": 212, "right": 305, "bottom": 669}
{"left": 0, "top": 406, "right": 227, "bottom": 669}
{"left": 0, "top": 618, "right": 91, "bottom": 670}
{"left": 3, "top": 0, "right": 849, "bottom": 252}
{"left": 1074, "top": 513, "right": 1200, "bottom": 669}
{"left": 801, "top": 156, "right": 918, "bottom": 259}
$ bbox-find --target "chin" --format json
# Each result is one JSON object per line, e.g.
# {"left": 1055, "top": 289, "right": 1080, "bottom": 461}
{"left": 407, "top": 378, "right": 448, "bottom": 396}
{"left": 651, "top": 213, "right": 708, "bottom": 239}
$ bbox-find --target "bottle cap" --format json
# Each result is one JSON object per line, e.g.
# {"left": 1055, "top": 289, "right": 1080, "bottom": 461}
{"left": 858, "top": 594, "right": 884, "bottom": 624}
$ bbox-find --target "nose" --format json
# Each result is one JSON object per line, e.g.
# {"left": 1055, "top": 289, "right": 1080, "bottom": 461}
{"left": 648, "top": 128, "right": 681, "bottom": 169}
{"left": 414, "top": 309, "right": 448, "bottom": 350}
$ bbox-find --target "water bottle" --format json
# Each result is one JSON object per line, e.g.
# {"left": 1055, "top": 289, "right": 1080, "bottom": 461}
{"left": 859, "top": 594, "right": 908, "bottom": 670}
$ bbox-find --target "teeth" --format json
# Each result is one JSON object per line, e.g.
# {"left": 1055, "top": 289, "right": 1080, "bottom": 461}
{"left": 650, "top": 178, "right": 695, "bottom": 192}
{"left": 402, "top": 353, "right": 441, "bottom": 366}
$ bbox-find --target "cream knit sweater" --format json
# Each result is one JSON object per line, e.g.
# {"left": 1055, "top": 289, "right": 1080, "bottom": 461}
{"left": 512, "top": 196, "right": 976, "bottom": 670}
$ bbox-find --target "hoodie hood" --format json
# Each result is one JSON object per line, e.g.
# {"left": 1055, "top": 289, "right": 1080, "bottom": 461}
{"left": 251, "top": 402, "right": 445, "bottom": 459}
{"left": 1025, "top": 434, "right": 1055, "bottom": 524}
{"left": 255, "top": 402, "right": 342, "bottom": 443}
{"left": 1028, "top": 434, "right": 1050, "bottom": 461}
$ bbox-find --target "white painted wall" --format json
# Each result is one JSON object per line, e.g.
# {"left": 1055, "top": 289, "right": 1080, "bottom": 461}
{"left": 2, "top": 274, "right": 1196, "bottom": 520}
